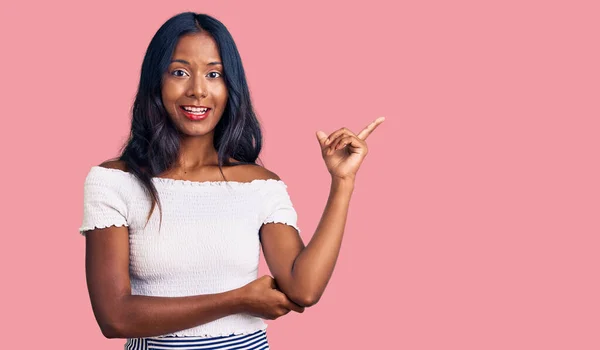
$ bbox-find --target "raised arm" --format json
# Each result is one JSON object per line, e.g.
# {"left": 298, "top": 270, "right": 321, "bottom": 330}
{"left": 260, "top": 177, "right": 354, "bottom": 307}
{"left": 260, "top": 117, "right": 384, "bottom": 307}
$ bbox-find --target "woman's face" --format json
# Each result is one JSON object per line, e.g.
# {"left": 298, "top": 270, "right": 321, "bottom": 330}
{"left": 161, "top": 32, "right": 228, "bottom": 137}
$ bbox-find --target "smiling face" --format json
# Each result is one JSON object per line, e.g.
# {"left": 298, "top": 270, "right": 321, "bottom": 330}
{"left": 161, "top": 32, "right": 228, "bottom": 138}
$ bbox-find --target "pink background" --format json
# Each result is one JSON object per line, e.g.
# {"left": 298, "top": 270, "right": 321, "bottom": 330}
{"left": 1, "top": 0, "right": 598, "bottom": 349}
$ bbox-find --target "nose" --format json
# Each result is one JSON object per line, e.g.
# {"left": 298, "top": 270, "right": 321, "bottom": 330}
{"left": 187, "top": 74, "right": 208, "bottom": 98}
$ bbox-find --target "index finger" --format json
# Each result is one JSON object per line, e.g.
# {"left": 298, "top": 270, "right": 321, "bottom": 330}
{"left": 357, "top": 117, "right": 385, "bottom": 140}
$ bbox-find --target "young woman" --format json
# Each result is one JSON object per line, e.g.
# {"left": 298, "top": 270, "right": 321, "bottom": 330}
{"left": 79, "top": 12, "right": 384, "bottom": 350}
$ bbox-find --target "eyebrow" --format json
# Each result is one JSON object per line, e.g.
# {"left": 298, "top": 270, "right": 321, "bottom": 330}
{"left": 170, "top": 59, "right": 222, "bottom": 66}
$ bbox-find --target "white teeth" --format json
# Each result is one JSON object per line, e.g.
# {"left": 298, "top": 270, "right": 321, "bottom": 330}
{"left": 182, "top": 106, "right": 208, "bottom": 114}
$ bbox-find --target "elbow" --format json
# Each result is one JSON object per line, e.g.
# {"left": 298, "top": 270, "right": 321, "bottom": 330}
{"left": 284, "top": 279, "right": 324, "bottom": 307}
{"left": 99, "top": 317, "right": 128, "bottom": 339}
{"left": 100, "top": 322, "right": 121, "bottom": 339}
{"left": 96, "top": 309, "right": 128, "bottom": 339}
{"left": 298, "top": 296, "right": 320, "bottom": 308}
{"left": 291, "top": 292, "right": 321, "bottom": 308}
{"left": 93, "top": 296, "right": 131, "bottom": 338}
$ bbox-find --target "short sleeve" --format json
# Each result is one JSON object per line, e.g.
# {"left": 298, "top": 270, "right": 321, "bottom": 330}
{"left": 78, "top": 169, "right": 129, "bottom": 236}
{"left": 261, "top": 181, "right": 301, "bottom": 233}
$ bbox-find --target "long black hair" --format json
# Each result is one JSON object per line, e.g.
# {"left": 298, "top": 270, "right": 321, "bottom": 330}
{"left": 115, "top": 12, "right": 263, "bottom": 228}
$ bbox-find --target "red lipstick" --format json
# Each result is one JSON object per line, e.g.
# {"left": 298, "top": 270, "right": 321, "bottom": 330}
{"left": 180, "top": 105, "right": 211, "bottom": 121}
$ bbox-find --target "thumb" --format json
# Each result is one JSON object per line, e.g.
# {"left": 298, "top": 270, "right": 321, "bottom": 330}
{"left": 316, "top": 130, "right": 328, "bottom": 147}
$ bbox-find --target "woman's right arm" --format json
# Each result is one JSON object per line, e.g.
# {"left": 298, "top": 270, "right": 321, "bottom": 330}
{"left": 85, "top": 225, "right": 303, "bottom": 339}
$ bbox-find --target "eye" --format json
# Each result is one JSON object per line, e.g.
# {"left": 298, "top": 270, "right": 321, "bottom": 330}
{"left": 171, "top": 69, "right": 188, "bottom": 77}
{"left": 207, "top": 71, "right": 222, "bottom": 79}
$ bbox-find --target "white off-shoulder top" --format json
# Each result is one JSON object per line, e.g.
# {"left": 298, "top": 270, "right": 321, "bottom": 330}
{"left": 78, "top": 165, "right": 301, "bottom": 337}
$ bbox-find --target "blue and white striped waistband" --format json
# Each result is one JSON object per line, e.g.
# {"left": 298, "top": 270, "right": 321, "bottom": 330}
{"left": 125, "top": 329, "right": 269, "bottom": 350}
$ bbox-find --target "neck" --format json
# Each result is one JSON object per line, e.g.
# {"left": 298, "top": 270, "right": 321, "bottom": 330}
{"left": 175, "top": 134, "right": 220, "bottom": 170}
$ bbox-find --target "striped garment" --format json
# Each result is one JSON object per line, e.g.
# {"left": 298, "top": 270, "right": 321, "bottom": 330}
{"left": 125, "top": 329, "right": 269, "bottom": 350}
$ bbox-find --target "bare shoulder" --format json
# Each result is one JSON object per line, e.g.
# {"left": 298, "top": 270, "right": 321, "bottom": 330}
{"left": 231, "top": 164, "right": 281, "bottom": 182}
{"left": 98, "top": 159, "right": 128, "bottom": 172}
{"left": 252, "top": 165, "right": 281, "bottom": 181}
{"left": 95, "top": 159, "right": 280, "bottom": 181}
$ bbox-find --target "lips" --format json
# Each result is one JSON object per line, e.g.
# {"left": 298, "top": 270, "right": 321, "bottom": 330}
{"left": 179, "top": 105, "right": 211, "bottom": 121}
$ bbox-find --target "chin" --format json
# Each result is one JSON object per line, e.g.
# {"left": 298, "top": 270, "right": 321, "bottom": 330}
{"left": 179, "top": 125, "right": 216, "bottom": 137}
{"left": 179, "top": 129, "right": 212, "bottom": 137}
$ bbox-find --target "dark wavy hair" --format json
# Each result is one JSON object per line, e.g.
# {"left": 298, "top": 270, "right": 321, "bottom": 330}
{"left": 113, "top": 12, "right": 263, "bottom": 229}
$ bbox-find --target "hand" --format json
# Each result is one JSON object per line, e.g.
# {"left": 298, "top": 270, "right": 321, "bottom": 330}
{"left": 239, "top": 275, "right": 305, "bottom": 320}
{"left": 316, "top": 117, "right": 385, "bottom": 180}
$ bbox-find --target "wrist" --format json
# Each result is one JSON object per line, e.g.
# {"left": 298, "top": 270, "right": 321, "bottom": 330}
{"left": 331, "top": 176, "right": 355, "bottom": 190}
{"left": 229, "top": 287, "right": 249, "bottom": 314}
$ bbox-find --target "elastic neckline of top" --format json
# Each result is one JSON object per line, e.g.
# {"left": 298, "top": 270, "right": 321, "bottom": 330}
{"left": 91, "top": 166, "right": 286, "bottom": 187}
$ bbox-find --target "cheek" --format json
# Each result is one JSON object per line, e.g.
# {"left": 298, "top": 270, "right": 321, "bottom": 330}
{"left": 161, "top": 85, "right": 182, "bottom": 111}
{"left": 215, "top": 84, "right": 228, "bottom": 106}
{"left": 162, "top": 80, "right": 184, "bottom": 99}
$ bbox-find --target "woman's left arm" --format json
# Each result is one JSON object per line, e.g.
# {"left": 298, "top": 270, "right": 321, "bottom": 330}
{"left": 260, "top": 117, "right": 385, "bottom": 307}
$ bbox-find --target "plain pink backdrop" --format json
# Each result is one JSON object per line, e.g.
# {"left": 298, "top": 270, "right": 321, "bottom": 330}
{"left": 1, "top": 0, "right": 598, "bottom": 349}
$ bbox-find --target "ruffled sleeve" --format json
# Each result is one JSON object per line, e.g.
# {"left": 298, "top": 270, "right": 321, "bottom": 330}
{"left": 78, "top": 167, "right": 129, "bottom": 236}
{"left": 261, "top": 181, "right": 301, "bottom": 233}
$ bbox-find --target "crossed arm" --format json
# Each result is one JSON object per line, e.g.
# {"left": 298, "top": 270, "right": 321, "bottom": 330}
{"left": 85, "top": 120, "right": 379, "bottom": 338}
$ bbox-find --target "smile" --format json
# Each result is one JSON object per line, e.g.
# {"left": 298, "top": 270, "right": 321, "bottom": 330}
{"left": 180, "top": 106, "right": 211, "bottom": 120}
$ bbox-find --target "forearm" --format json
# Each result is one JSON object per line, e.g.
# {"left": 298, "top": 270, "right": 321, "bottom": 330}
{"left": 288, "top": 177, "right": 355, "bottom": 305}
{"left": 100, "top": 289, "right": 245, "bottom": 338}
